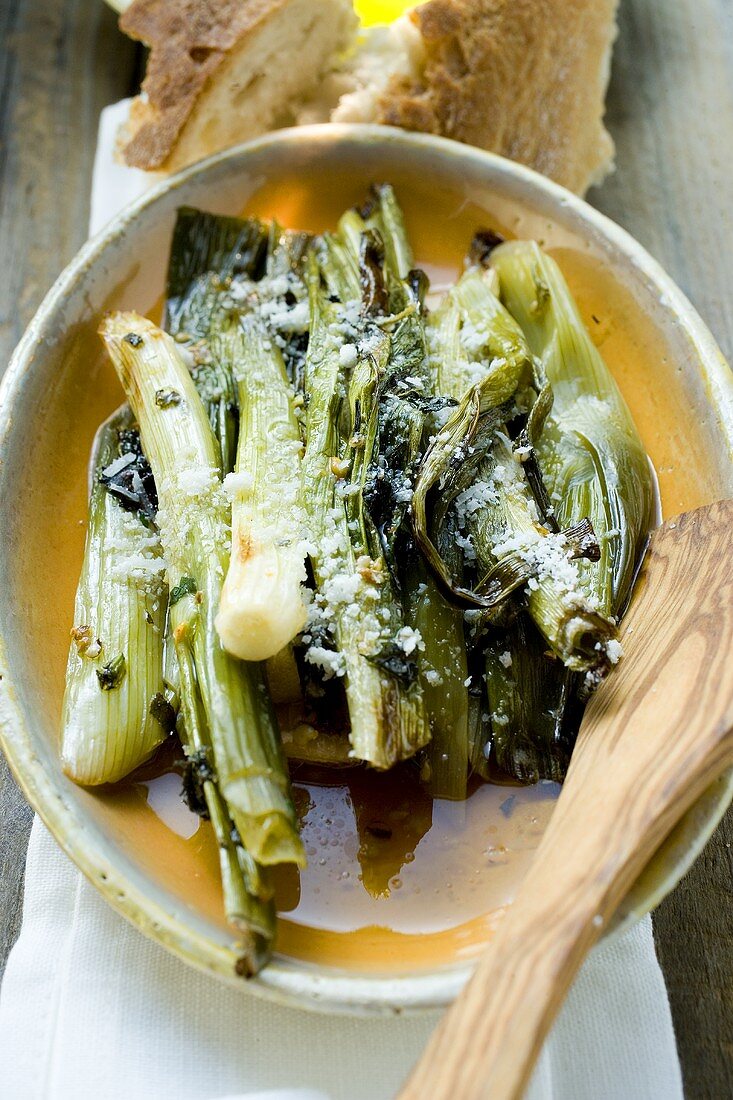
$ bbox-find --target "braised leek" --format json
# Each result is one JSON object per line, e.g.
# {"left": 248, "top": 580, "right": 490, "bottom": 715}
{"left": 301, "top": 254, "right": 430, "bottom": 768}
{"left": 419, "top": 264, "right": 618, "bottom": 674}
{"left": 61, "top": 410, "right": 169, "bottom": 784}
{"left": 165, "top": 207, "right": 268, "bottom": 473}
{"left": 99, "top": 312, "right": 304, "bottom": 868}
{"left": 215, "top": 314, "right": 308, "bottom": 661}
{"left": 59, "top": 188, "right": 660, "bottom": 965}
{"left": 491, "top": 241, "right": 654, "bottom": 619}
{"left": 173, "top": 628, "right": 275, "bottom": 973}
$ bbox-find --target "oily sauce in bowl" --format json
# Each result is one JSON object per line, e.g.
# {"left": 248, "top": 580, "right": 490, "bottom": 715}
{"left": 103, "top": 744, "right": 559, "bottom": 972}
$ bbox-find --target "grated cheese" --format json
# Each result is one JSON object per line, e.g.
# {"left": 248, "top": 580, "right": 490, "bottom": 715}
{"left": 303, "top": 645, "right": 347, "bottom": 680}
{"left": 395, "top": 626, "right": 425, "bottom": 656}
{"left": 222, "top": 471, "right": 255, "bottom": 500}
{"left": 339, "top": 343, "right": 358, "bottom": 367}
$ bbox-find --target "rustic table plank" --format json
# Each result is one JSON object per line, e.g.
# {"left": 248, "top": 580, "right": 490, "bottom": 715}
{"left": 0, "top": 0, "right": 732, "bottom": 1096}
{"left": 594, "top": 3, "right": 733, "bottom": 1097}
{"left": 0, "top": 0, "right": 139, "bottom": 977}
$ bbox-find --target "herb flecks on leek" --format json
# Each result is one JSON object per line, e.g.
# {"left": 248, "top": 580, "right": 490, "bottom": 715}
{"left": 61, "top": 410, "right": 168, "bottom": 785}
{"left": 416, "top": 265, "right": 537, "bottom": 607}
{"left": 331, "top": 187, "right": 470, "bottom": 792}
{"left": 99, "top": 312, "right": 304, "bottom": 868}
{"left": 419, "top": 264, "right": 617, "bottom": 675}
{"left": 468, "top": 435, "right": 617, "bottom": 674}
{"left": 491, "top": 241, "right": 654, "bottom": 621}
{"left": 301, "top": 253, "right": 430, "bottom": 769}
{"left": 164, "top": 207, "right": 268, "bottom": 473}
{"left": 215, "top": 314, "right": 308, "bottom": 661}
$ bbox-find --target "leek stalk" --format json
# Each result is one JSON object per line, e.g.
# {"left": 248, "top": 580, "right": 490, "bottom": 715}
{"left": 215, "top": 314, "right": 308, "bottom": 661}
{"left": 327, "top": 188, "right": 470, "bottom": 792}
{"left": 301, "top": 254, "right": 430, "bottom": 768}
{"left": 420, "top": 265, "right": 618, "bottom": 673}
{"left": 61, "top": 410, "right": 169, "bottom": 784}
{"left": 99, "top": 312, "right": 304, "bottom": 868}
{"left": 491, "top": 241, "right": 654, "bottom": 618}
{"left": 165, "top": 207, "right": 268, "bottom": 473}
{"left": 173, "top": 628, "right": 275, "bottom": 974}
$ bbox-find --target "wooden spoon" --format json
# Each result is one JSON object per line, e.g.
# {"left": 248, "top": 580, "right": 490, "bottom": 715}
{"left": 400, "top": 499, "right": 733, "bottom": 1100}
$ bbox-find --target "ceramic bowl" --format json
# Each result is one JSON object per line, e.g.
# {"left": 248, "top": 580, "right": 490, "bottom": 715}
{"left": 1, "top": 126, "right": 733, "bottom": 1015}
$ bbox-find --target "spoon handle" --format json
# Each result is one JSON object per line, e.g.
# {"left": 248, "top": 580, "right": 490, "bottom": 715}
{"left": 399, "top": 501, "right": 733, "bottom": 1100}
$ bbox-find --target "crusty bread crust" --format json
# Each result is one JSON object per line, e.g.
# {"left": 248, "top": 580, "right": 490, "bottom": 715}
{"left": 119, "top": 0, "right": 357, "bottom": 171}
{"left": 377, "top": 0, "right": 618, "bottom": 194}
{"left": 118, "top": 0, "right": 617, "bottom": 195}
{"left": 119, "top": 0, "right": 286, "bottom": 169}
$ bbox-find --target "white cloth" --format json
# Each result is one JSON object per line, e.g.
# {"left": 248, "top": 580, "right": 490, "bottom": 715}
{"left": 1, "top": 822, "right": 683, "bottom": 1100}
{"left": 89, "top": 100, "right": 155, "bottom": 236}
{"left": 0, "top": 102, "right": 685, "bottom": 1100}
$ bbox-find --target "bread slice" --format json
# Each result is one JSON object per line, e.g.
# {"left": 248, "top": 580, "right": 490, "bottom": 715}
{"left": 117, "top": 0, "right": 618, "bottom": 196}
{"left": 118, "top": 0, "right": 358, "bottom": 172}
{"left": 372, "top": 0, "right": 619, "bottom": 195}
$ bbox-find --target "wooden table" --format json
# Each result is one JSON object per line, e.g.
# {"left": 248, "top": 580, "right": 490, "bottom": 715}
{"left": 1, "top": 1, "right": 731, "bottom": 1095}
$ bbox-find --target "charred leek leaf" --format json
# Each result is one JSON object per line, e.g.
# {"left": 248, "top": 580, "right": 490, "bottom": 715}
{"left": 484, "top": 616, "right": 577, "bottom": 784}
{"left": 100, "top": 312, "right": 304, "bottom": 868}
{"left": 61, "top": 410, "right": 168, "bottom": 785}
{"left": 164, "top": 207, "right": 268, "bottom": 473}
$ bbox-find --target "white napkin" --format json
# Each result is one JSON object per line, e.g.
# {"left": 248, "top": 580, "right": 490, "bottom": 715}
{"left": 0, "top": 102, "right": 685, "bottom": 1100}
{"left": 1, "top": 821, "right": 683, "bottom": 1100}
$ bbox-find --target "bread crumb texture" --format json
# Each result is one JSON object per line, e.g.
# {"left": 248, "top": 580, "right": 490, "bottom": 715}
{"left": 378, "top": 0, "right": 618, "bottom": 194}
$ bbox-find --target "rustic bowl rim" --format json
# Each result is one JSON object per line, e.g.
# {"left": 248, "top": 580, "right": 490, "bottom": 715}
{"left": 1, "top": 124, "right": 732, "bottom": 1015}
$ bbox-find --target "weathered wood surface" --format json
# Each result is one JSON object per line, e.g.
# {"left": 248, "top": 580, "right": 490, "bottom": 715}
{"left": 0, "top": 0, "right": 732, "bottom": 1097}
{"left": 0, "top": 0, "right": 139, "bottom": 978}
{"left": 595, "top": 5, "right": 733, "bottom": 1098}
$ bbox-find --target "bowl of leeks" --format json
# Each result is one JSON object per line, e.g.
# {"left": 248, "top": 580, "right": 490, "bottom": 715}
{"left": 1, "top": 126, "right": 733, "bottom": 1014}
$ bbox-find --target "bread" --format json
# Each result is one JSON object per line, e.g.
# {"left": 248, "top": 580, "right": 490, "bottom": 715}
{"left": 118, "top": 0, "right": 358, "bottom": 172}
{"left": 374, "top": 0, "right": 619, "bottom": 195}
{"left": 118, "top": 0, "right": 617, "bottom": 196}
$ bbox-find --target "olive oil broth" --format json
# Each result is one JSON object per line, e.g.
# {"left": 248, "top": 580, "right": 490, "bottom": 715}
{"left": 50, "top": 168, "right": 721, "bottom": 977}
{"left": 103, "top": 750, "right": 559, "bottom": 972}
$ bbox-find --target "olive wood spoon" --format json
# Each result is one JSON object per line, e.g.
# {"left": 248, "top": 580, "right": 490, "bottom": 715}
{"left": 400, "top": 499, "right": 733, "bottom": 1100}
